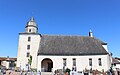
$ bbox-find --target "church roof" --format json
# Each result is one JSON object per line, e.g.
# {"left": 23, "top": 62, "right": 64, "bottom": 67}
{"left": 38, "top": 35, "right": 108, "bottom": 56}
{"left": 112, "top": 58, "right": 120, "bottom": 64}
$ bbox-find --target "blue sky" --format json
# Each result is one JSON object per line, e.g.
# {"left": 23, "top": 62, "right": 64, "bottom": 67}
{"left": 0, "top": 0, "right": 120, "bottom": 57}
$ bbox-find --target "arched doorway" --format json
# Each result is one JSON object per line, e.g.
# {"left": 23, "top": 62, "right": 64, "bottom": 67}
{"left": 41, "top": 58, "right": 53, "bottom": 72}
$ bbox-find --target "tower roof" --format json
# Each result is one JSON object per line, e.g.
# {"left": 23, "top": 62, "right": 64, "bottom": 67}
{"left": 26, "top": 17, "right": 37, "bottom": 28}
{"left": 30, "top": 16, "right": 34, "bottom": 21}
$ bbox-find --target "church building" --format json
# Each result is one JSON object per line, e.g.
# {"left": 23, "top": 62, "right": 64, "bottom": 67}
{"left": 17, "top": 17, "right": 111, "bottom": 73}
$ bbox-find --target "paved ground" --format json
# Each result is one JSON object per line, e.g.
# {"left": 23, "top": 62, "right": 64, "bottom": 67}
{"left": 5, "top": 70, "right": 41, "bottom": 75}
{"left": 5, "top": 70, "right": 20, "bottom": 75}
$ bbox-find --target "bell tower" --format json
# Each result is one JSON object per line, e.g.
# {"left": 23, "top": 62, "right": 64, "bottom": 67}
{"left": 17, "top": 17, "right": 41, "bottom": 70}
{"left": 25, "top": 17, "right": 38, "bottom": 33}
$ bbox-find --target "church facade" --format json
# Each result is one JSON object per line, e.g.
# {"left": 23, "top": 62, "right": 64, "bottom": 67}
{"left": 17, "top": 17, "right": 111, "bottom": 72}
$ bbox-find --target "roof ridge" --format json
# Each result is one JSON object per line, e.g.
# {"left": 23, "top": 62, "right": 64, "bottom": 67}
{"left": 41, "top": 34, "right": 93, "bottom": 37}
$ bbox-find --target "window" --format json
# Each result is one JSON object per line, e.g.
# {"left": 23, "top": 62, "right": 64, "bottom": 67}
{"left": 89, "top": 58, "right": 92, "bottom": 66}
{"left": 29, "top": 29, "right": 31, "bottom": 32}
{"left": 26, "top": 52, "right": 30, "bottom": 57}
{"left": 73, "top": 58, "right": 76, "bottom": 66}
{"left": 28, "top": 37, "right": 31, "bottom": 42}
{"left": 27, "top": 45, "right": 30, "bottom": 50}
{"left": 98, "top": 58, "right": 102, "bottom": 66}
{"left": 63, "top": 58, "right": 66, "bottom": 70}
{"left": 72, "top": 58, "right": 76, "bottom": 71}
{"left": 63, "top": 58, "right": 67, "bottom": 66}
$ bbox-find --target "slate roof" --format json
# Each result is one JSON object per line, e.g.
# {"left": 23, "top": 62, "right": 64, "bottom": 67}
{"left": 112, "top": 58, "right": 120, "bottom": 64}
{"left": 38, "top": 35, "right": 108, "bottom": 56}
{"left": 0, "top": 57, "right": 17, "bottom": 61}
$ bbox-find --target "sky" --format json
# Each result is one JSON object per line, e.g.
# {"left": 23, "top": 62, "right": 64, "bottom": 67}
{"left": 0, "top": 0, "right": 120, "bottom": 58}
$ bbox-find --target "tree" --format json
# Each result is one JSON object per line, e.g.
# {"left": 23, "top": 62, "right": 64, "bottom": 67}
{"left": 28, "top": 55, "right": 32, "bottom": 70}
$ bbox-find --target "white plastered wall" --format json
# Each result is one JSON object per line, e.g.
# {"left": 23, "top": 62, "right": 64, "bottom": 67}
{"left": 1, "top": 61, "right": 9, "bottom": 69}
{"left": 37, "top": 54, "right": 110, "bottom": 72}
{"left": 17, "top": 34, "right": 41, "bottom": 70}
{"left": 116, "top": 64, "right": 120, "bottom": 69}
{"left": 26, "top": 27, "right": 37, "bottom": 33}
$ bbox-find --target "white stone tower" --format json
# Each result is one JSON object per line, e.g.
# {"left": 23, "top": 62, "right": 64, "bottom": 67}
{"left": 17, "top": 17, "right": 41, "bottom": 70}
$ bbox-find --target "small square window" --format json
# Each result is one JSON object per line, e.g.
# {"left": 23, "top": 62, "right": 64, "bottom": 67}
{"left": 29, "top": 29, "right": 31, "bottom": 32}
{"left": 26, "top": 52, "right": 30, "bottom": 57}
{"left": 27, "top": 45, "right": 30, "bottom": 50}
{"left": 28, "top": 37, "right": 31, "bottom": 42}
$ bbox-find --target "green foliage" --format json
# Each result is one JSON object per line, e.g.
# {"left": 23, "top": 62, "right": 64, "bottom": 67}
{"left": 64, "top": 68, "right": 71, "bottom": 73}
{"left": 66, "top": 68, "right": 71, "bottom": 73}
{"left": 28, "top": 55, "right": 32, "bottom": 66}
{"left": 31, "top": 68, "right": 37, "bottom": 72}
